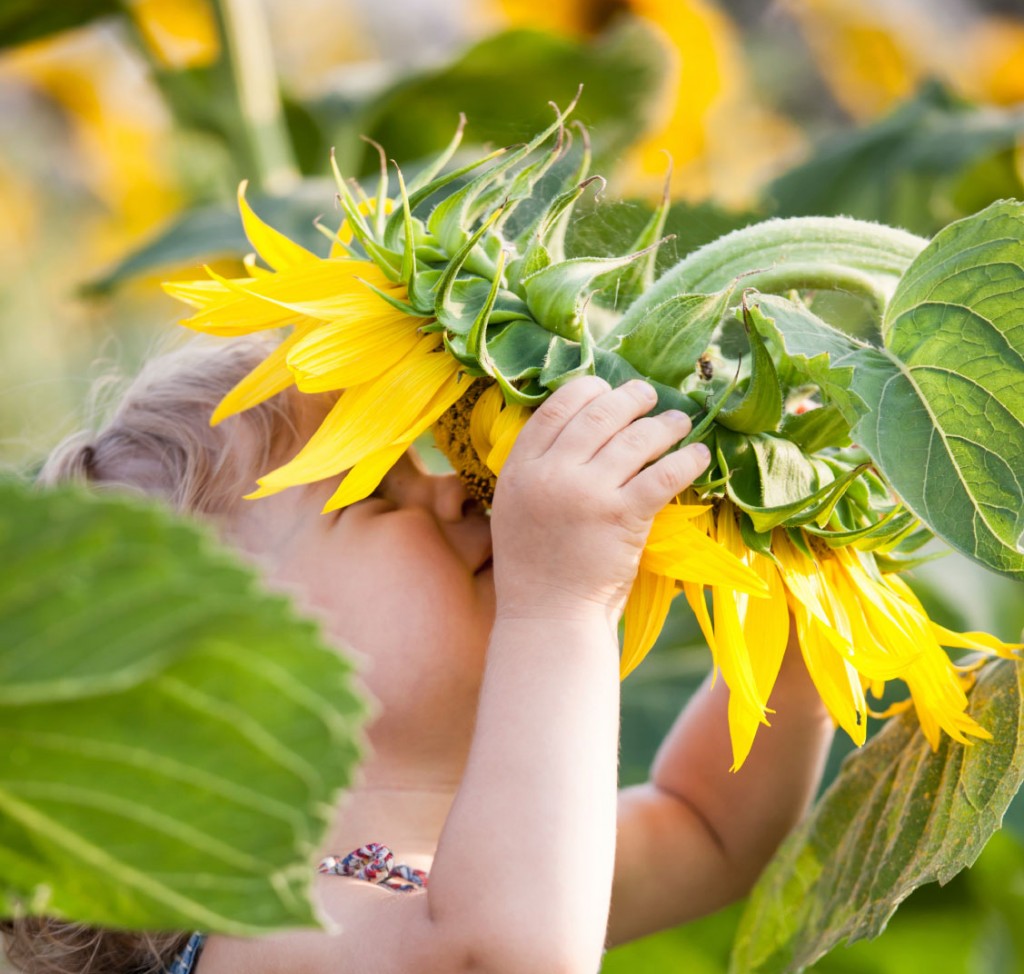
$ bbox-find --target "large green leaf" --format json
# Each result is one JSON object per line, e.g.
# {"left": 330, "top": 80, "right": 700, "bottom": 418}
{"left": 731, "top": 657, "right": 1024, "bottom": 974}
{"left": 84, "top": 181, "right": 336, "bottom": 295}
{"left": 862, "top": 201, "right": 1024, "bottom": 579}
{"left": 767, "top": 83, "right": 1024, "bottom": 236}
{"left": 0, "top": 482, "right": 365, "bottom": 932}
{"left": 0, "top": 0, "right": 120, "bottom": 51}
{"left": 746, "top": 204, "right": 1024, "bottom": 581}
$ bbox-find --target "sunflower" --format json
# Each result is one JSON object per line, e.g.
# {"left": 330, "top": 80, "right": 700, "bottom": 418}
{"left": 165, "top": 113, "right": 1021, "bottom": 770}
{"left": 165, "top": 184, "right": 470, "bottom": 512}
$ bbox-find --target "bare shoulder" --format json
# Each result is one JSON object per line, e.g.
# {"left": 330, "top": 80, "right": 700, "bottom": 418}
{"left": 195, "top": 879, "right": 449, "bottom": 974}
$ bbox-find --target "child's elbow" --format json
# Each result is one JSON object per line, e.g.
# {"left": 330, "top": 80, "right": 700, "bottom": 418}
{"left": 443, "top": 927, "right": 603, "bottom": 974}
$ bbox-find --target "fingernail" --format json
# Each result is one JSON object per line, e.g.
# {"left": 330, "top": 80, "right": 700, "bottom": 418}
{"left": 663, "top": 410, "right": 690, "bottom": 424}
{"left": 691, "top": 442, "right": 711, "bottom": 464}
{"left": 629, "top": 380, "right": 656, "bottom": 399}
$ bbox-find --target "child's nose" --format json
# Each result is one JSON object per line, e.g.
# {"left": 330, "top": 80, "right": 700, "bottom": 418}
{"left": 386, "top": 453, "right": 476, "bottom": 521}
{"left": 430, "top": 472, "right": 478, "bottom": 523}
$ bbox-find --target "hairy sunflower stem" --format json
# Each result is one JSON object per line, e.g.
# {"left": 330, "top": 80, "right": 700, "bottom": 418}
{"left": 602, "top": 216, "right": 928, "bottom": 347}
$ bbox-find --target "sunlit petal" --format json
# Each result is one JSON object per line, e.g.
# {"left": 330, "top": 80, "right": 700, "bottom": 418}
{"left": 238, "top": 181, "right": 318, "bottom": 271}
{"left": 287, "top": 313, "right": 423, "bottom": 392}
{"left": 485, "top": 402, "right": 531, "bottom": 475}
{"left": 621, "top": 569, "right": 677, "bottom": 680}
{"left": 254, "top": 339, "right": 463, "bottom": 493}
{"left": 211, "top": 323, "right": 317, "bottom": 426}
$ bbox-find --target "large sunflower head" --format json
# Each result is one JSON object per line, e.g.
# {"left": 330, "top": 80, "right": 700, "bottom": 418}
{"left": 164, "top": 105, "right": 1021, "bottom": 768}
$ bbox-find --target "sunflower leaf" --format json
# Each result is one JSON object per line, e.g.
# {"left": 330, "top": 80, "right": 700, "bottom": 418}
{"left": 860, "top": 201, "right": 1024, "bottom": 580}
{"left": 0, "top": 482, "right": 364, "bottom": 932}
{"left": 730, "top": 657, "right": 1024, "bottom": 974}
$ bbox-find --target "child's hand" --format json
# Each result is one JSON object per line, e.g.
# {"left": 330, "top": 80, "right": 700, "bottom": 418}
{"left": 491, "top": 376, "right": 711, "bottom": 624}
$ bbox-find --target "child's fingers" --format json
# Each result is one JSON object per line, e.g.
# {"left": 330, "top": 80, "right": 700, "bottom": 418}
{"left": 589, "top": 410, "right": 693, "bottom": 485}
{"left": 509, "top": 376, "right": 611, "bottom": 460}
{"left": 549, "top": 380, "right": 659, "bottom": 462}
{"left": 623, "top": 443, "right": 712, "bottom": 519}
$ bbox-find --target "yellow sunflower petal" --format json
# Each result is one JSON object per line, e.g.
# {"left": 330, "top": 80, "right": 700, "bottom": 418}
{"left": 470, "top": 384, "right": 504, "bottom": 463}
{"left": 928, "top": 622, "right": 1023, "bottom": 657}
{"left": 728, "top": 692, "right": 767, "bottom": 772}
{"left": 641, "top": 523, "right": 769, "bottom": 596}
{"left": 253, "top": 339, "right": 464, "bottom": 493}
{"left": 286, "top": 312, "right": 422, "bottom": 393}
{"left": 621, "top": 568, "right": 677, "bottom": 680}
{"left": 485, "top": 402, "right": 531, "bottom": 475}
{"left": 684, "top": 582, "right": 720, "bottom": 687}
{"left": 792, "top": 604, "right": 868, "bottom": 746}
{"left": 162, "top": 278, "right": 236, "bottom": 310}
{"left": 211, "top": 323, "right": 318, "bottom": 426}
{"left": 182, "top": 260, "right": 389, "bottom": 336}
{"left": 743, "top": 551, "right": 790, "bottom": 704}
{"left": 238, "top": 181, "right": 318, "bottom": 271}
{"left": 321, "top": 441, "right": 408, "bottom": 512}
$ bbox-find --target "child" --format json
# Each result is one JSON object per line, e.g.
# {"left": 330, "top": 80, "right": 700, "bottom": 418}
{"left": 4, "top": 335, "right": 833, "bottom": 974}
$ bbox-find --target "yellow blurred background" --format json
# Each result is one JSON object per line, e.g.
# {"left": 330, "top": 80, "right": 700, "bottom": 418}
{"left": 1, "top": 0, "right": 1022, "bottom": 470}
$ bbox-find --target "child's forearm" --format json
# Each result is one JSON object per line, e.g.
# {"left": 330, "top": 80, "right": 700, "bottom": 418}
{"left": 610, "top": 633, "right": 833, "bottom": 942}
{"left": 653, "top": 637, "right": 832, "bottom": 873}
{"left": 427, "top": 612, "right": 621, "bottom": 974}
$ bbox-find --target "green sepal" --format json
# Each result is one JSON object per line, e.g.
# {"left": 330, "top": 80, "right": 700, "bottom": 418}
{"left": 434, "top": 209, "right": 504, "bottom": 321}
{"left": 540, "top": 330, "right": 595, "bottom": 387}
{"left": 806, "top": 505, "right": 921, "bottom": 553}
{"left": 716, "top": 430, "right": 822, "bottom": 529}
{"left": 427, "top": 103, "right": 572, "bottom": 255}
{"left": 722, "top": 447, "right": 869, "bottom": 533}
{"left": 523, "top": 250, "right": 655, "bottom": 341}
{"left": 435, "top": 278, "right": 532, "bottom": 336}
{"left": 441, "top": 333, "right": 487, "bottom": 374}
{"left": 408, "top": 267, "right": 444, "bottom": 315}
{"left": 356, "top": 276, "right": 429, "bottom": 318}
{"left": 392, "top": 163, "right": 419, "bottom": 293}
{"left": 786, "top": 526, "right": 816, "bottom": 560}
{"left": 486, "top": 320, "right": 553, "bottom": 380}
{"left": 679, "top": 372, "right": 742, "bottom": 446}
{"left": 361, "top": 136, "right": 390, "bottom": 240}
{"left": 461, "top": 251, "right": 549, "bottom": 408}
{"left": 716, "top": 300, "right": 784, "bottom": 434}
{"left": 739, "top": 512, "right": 777, "bottom": 560}
{"left": 612, "top": 289, "right": 735, "bottom": 386}
{"left": 404, "top": 113, "right": 467, "bottom": 195}
{"left": 780, "top": 403, "right": 852, "bottom": 453}
{"left": 329, "top": 150, "right": 403, "bottom": 280}
{"left": 506, "top": 176, "right": 601, "bottom": 295}
{"left": 384, "top": 146, "right": 508, "bottom": 251}
{"left": 483, "top": 131, "right": 569, "bottom": 238}
{"left": 507, "top": 120, "right": 593, "bottom": 253}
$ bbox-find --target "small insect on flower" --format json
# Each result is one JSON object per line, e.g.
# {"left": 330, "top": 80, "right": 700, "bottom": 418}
{"left": 696, "top": 352, "right": 715, "bottom": 381}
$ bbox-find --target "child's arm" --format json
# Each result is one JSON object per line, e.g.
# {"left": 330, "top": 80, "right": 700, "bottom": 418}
{"left": 609, "top": 634, "right": 834, "bottom": 945}
{"left": 426, "top": 376, "right": 708, "bottom": 973}
{"left": 218, "top": 377, "right": 708, "bottom": 974}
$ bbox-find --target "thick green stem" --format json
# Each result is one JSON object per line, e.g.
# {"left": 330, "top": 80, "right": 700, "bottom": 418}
{"left": 603, "top": 216, "right": 928, "bottom": 346}
{"left": 216, "top": 0, "right": 299, "bottom": 193}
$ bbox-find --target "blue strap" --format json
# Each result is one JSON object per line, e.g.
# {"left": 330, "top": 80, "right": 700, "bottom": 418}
{"left": 167, "top": 932, "right": 206, "bottom": 974}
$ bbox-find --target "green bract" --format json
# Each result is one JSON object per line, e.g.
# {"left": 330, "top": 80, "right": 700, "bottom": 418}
{"left": 327, "top": 102, "right": 1024, "bottom": 581}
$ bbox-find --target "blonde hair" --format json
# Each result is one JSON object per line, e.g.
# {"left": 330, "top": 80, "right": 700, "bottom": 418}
{"left": 0, "top": 920, "right": 190, "bottom": 974}
{"left": 36, "top": 335, "right": 306, "bottom": 514}
{"left": 4, "top": 335, "right": 313, "bottom": 974}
